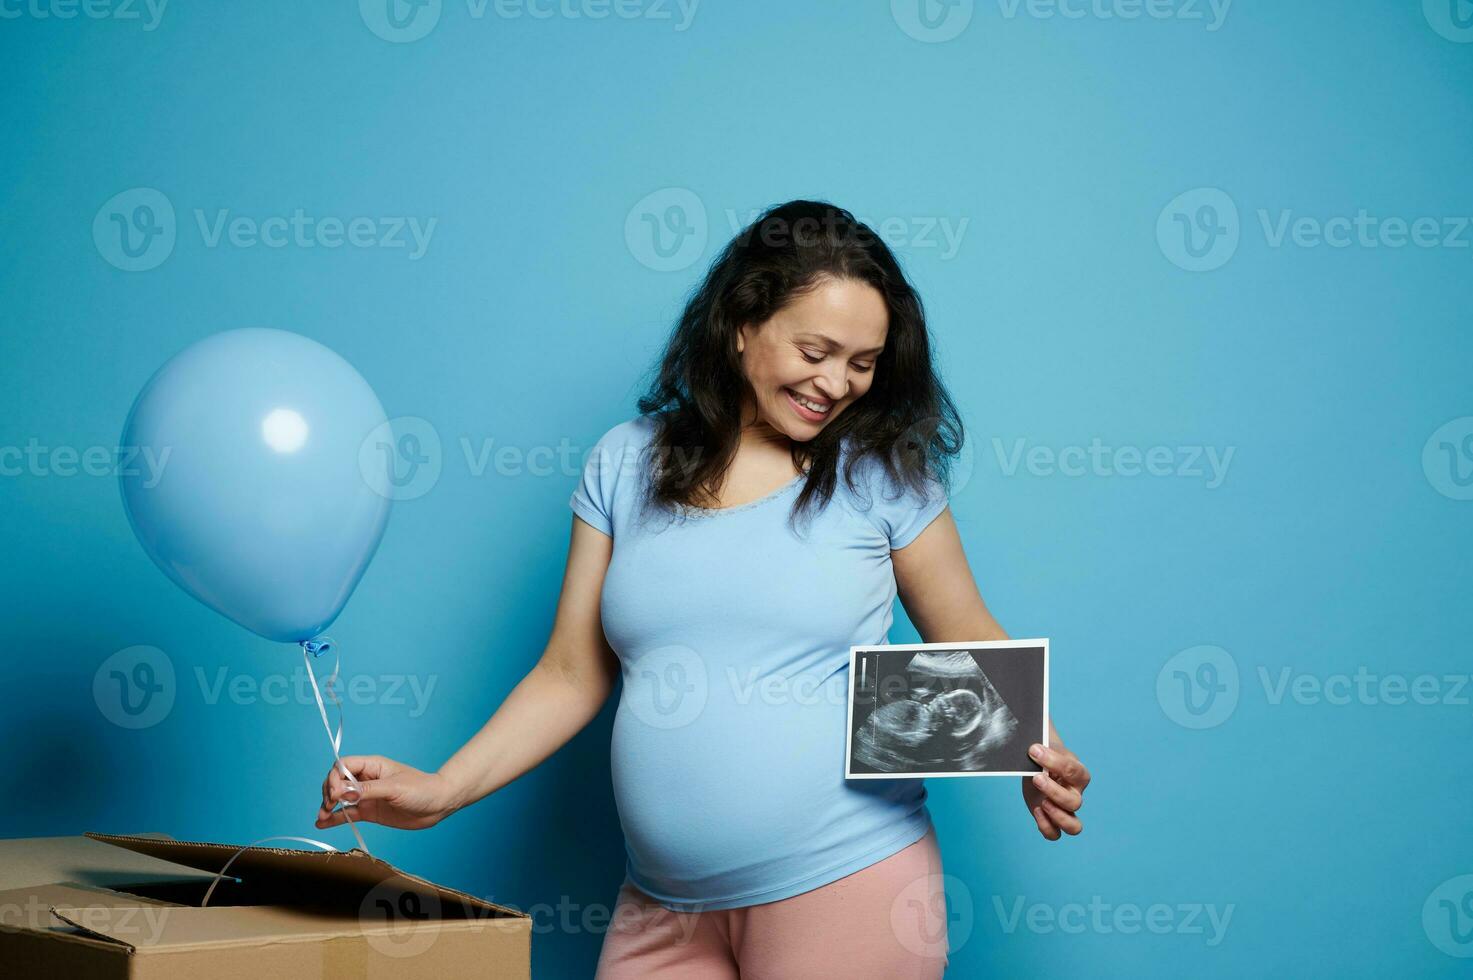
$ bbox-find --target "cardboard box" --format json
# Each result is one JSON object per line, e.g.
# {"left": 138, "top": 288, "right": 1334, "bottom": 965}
{"left": 0, "top": 831, "right": 531, "bottom": 978}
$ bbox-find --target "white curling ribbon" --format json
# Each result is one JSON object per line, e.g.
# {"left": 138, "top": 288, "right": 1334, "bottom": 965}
{"left": 301, "top": 637, "right": 370, "bottom": 855}
{"left": 199, "top": 835, "right": 339, "bottom": 908}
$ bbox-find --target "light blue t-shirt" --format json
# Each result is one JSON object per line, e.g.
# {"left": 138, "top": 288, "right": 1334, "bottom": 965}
{"left": 569, "top": 414, "right": 950, "bottom": 912}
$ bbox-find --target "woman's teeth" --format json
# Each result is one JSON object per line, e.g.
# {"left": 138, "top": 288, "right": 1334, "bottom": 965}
{"left": 788, "top": 389, "right": 830, "bottom": 414}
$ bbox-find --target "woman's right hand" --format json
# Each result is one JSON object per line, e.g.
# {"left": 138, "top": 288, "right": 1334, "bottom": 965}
{"left": 314, "top": 754, "right": 462, "bottom": 831}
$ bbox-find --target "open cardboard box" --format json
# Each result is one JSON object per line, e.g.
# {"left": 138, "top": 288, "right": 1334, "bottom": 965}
{"left": 0, "top": 831, "right": 531, "bottom": 978}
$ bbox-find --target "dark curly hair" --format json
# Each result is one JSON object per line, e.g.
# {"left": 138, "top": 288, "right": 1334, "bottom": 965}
{"left": 631, "top": 198, "right": 964, "bottom": 535}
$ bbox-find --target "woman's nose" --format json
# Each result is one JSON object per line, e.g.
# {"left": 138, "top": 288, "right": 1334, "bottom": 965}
{"left": 814, "top": 365, "right": 848, "bottom": 400}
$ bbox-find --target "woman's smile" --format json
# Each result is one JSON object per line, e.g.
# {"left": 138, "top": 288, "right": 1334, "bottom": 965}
{"left": 784, "top": 386, "right": 832, "bottom": 422}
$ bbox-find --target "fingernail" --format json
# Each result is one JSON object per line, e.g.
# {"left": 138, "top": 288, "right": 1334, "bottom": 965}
{"left": 1030, "top": 745, "right": 1043, "bottom": 760}
{"left": 1033, "top": 773, "right": 1045, "bottom": 788}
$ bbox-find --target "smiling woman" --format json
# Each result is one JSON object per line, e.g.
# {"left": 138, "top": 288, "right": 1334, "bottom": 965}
{"left": 313, "top": 200, "right": 1091, "bottom": 980}
{"left": 630, "top": 199, "right": 966, "bottom": 528}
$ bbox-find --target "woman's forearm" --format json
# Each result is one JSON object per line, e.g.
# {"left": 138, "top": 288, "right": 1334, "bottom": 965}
{"left": 437, "top": 660, "right": 614, "bottom": 812}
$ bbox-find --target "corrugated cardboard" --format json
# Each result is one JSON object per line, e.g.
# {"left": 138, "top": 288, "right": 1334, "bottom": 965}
{"left": 0, "top": 831, "right": 531, "bottom": 978}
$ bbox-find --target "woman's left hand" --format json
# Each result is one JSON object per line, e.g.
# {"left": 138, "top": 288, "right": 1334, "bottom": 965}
{"left": 1022, "top": 720, "right": 1089, "bottom": 840}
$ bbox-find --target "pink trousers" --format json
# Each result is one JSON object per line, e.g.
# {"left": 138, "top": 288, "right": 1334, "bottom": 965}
{"left": 594, "top": 826, "right": 950, "bottom": 979}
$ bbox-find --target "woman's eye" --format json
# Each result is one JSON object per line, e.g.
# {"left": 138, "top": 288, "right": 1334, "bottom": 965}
{"left": 799, "top": 350, "right": 824, "bottom": 364}
{"left": 851, "top": 362, "right": 874, "bottom": 373}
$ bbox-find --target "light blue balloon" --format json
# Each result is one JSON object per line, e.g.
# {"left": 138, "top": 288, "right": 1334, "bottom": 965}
{"left": 119, "top": 328, "right": 393, "bottom": 643}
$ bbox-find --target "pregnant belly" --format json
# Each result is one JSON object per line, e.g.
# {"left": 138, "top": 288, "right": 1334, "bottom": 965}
{"left": 608, "top": 668, "right": 918, "bottom": 896}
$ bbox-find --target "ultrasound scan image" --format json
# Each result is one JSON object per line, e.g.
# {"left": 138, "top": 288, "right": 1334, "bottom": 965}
{"left": 852, "top": 650, "right": 1029, "bottom": 774}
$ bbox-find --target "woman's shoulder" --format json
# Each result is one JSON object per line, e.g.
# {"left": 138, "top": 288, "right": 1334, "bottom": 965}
{"left": 589, "top": 414, "right": 658, "bottom": 453}
{"left": 832, "top": 438, "right": 949, "bottom": 541}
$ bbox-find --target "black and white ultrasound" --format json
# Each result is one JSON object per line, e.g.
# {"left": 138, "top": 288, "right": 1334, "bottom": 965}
{"left": 847, "top": 644, "right": 1046, "bottom": 777}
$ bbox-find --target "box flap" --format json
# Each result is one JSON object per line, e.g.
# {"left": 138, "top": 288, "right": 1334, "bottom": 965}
{"left": 0, "top": 834, "right": 215, "bottom": 892}
{"left": 84, "top": 832, "right": 526, "bottom": 920}
{"left": 0, "top": 883, "right": 179, "bottom": 949}
{"left": 47, "top": 901, "right": 520, "bottom": 953}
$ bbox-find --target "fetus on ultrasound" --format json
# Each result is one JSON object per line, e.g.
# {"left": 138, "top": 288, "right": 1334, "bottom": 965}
{"left": 853, "top": 651, "right": 1022, "bottom": 772}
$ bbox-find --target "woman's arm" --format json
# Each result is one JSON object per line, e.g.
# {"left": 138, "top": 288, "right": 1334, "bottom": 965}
{"left": 316, "top": 515, "right": 621, "bottom": 829}
{"left": 892, "top": 509, "right": 1090, "bottom": 840}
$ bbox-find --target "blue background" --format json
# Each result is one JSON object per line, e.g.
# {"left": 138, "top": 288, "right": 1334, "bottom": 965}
{"left": 3, "top": 2, "right": 1471, "bottom": 976}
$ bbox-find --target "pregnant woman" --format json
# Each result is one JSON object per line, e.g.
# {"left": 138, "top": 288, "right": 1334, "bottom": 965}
{"left": 314, "top": 200, "right": 1091, "bottom": 978}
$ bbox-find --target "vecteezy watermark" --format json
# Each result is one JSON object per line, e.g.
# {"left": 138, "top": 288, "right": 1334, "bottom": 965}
{"left": 359, "top": 876, "right": 443, "bottom": 958}
{"left": 995, "top": 0, "right": 1230, "bottom": 30}
{"left": 93, "top": 645, "right": 177, "bottom": 730}
{"left": 1423, "top": 417, "right": 1473, "bottom": 501}
{"left": 44, "top": 903, "right": 173, "bottom": 946}
{"left": 621, "top": 644, "right": 709, "bottom": 729}
{"left": 1156, "top": 188, "right": 1240, "bottom": 272}
{"left": 890, "top": 0, "right": 975, "bottom": 43}
{"left": 721, "top": 205, "right": 971, "bottom": 263}
{"left": 624, "top": 650, "right": 1006, "bottom": 730}
{"left": 1424, "top": 874, "right": 1473, "bottom": 958}
{"left": 891, "top": 0, "right": 1230, "bottom": 42}
{"left": 0, "top": 438, "right": 170, "bottom": 486}
{"left": 623, "top": 189, "right": 973, "bottom": 272}
{"left": 993, "top": 895, "right": 1234, "bottom": 946}
{"left": 93, "top": 646, "right": 440, "bottom": 729}
{"left": 890, "top": 871, "right": 974, "bottom": 958}
{"left": 358, "top": 0, "right": 699, "bottom": 42}
{"left": 356, "top": 416, "right": 708, "bottom": 501}
{"left": 1156, "top": 645, "right": 1238, "bottom": 729}
{"left": 93, "top": 188, "right": 437, "bottom": 271}
{"left": 3, "top": 894, "right": 171, "bottom": 938}
{"left": 1158, "top": 645, "right": 1473, "bottom": 729}
{"left": 1158, "top": 187, "right": 1473, "bottom": 272}
{"left": 624, "top": 188, "right": 708, "bottom": 273}
{"left": 0, "top": 0, "right": 168, "bottom": 30}
{"left": 991, "top": 437, "right": 1235, "bottom": 489}
{"left": 1424, "top": 0, "right": 1473, "bottom": 44}
{"left": 195, "top": 664, "right": 438, "bottom": 718}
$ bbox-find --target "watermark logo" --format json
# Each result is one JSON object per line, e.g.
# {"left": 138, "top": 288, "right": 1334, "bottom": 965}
{"left": 194, "top": 665, "right": 438, "bottom": 718}
{"left": 93, "top": 645, "right": 176, "bottom": 730}
{"left": 995, "top": 0, "right": 1230, "bottom": 30}
{"left": 1156, "top": 645, "right": 1238, "bottom": 729}
{"left": 991, "top": 437, "right": 1233, "bottom": 488}
{"left": 1424, "top": 0, "right": 1473, "bottom": 43}
{"left": 723, "top": 206, "right": 971, "bottom": 262}
{"left": 0, "top": 0, "right": 168, "bottom": 29}
{"left": 1, "top": 439, "right": 170, "bottom": 484}
{"left": 994, "top": 895, "right": 1234, "bottom": 945}
{"left": 891, "top": 871, "right": 973, "bottom": 958}
{"left": 621, "top": 644, "right": 707, "bottom": 729}
{"left": 94, "top": 188, "right": 176, "bottom": 272}
{"left": 360, "top": 416, "right": 444, "bottom": 501}
{"left": 359, "top": 876, "right": 443, "bottom": 958}
{"left": 625, "top": 188, "right": 708, "bottom": 272}
{"left": 359, "top": 0, "right": 442, "bottom": 42}
{"left": 1157, "top": 188, "right": 1239, "bottom": 272}
{"left": 891, "top": 0, "right": 974, "bottom": 43}
{"left": 93, "top": 188, "right": 436, "bottom": 269}
{"left": 1161, "top": 189, "right": 1473, "bottom": 271}
{"left": 895, "top": 416, "right": 977, "bottom": 499}
{"left": 1162, "top": 647, "right": 1473, "bottom": 728}
{"left": 1423, "top": 874, "right": 1473, "bottom": 958}
{"left": 1422, "top": 417, "right": 1473, "bottom": 501}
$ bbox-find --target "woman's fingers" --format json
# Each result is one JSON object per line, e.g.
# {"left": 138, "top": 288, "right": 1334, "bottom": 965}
{"left": 1031, "top": 804, "right": 1060, "bottom": 841}
{"left": 1031, "top": 770, "right": 1083, "bottom": 812}
{"left": 1031, "top": 743, "right": 1091, "bottom": 795}
{"left": 1040, "top": 797, "right": 1083, "bottom": 836}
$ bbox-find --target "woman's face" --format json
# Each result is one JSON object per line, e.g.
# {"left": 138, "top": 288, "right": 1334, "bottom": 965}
{"left": 736, "top": 276, "right": 889, "bottom": 442}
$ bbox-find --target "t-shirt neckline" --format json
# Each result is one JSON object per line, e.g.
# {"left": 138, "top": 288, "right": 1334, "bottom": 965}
{"left": 672, "top": 472, "right": 805, "bottom": 517}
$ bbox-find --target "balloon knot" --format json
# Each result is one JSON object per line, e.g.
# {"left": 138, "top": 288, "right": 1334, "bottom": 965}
{"left": 302, "top": 637, "right": 333, "bottom": 659}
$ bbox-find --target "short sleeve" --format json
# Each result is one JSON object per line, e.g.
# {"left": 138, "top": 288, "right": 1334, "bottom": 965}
{"left": 569, "top": 421, "right": 635, "bottom": 537}
{"left": 860, "top": 458, "right": 950, "bottom": 550}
